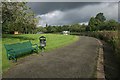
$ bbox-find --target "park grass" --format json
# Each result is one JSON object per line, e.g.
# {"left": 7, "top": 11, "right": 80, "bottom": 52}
{"left": 1, "top": 34, "right": 79, "bottom": 72}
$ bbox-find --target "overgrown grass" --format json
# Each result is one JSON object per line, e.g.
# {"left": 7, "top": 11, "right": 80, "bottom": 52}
{"left": 1, "top": 34, "right": 79, "bottom": 72}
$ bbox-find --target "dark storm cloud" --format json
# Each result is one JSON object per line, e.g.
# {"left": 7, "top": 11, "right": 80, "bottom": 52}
{"left": 27, "top": 2, "right": 118, "bottom": 26}
{"left": 27, "top": 2, "right": 100, "bottom": 14}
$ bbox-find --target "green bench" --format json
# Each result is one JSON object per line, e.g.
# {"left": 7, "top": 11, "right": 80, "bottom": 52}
{"left": 4, "top": 41, "right": 39, "bottom": 62}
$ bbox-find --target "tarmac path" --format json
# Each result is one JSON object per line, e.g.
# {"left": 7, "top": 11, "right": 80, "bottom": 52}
{"left": 3, "top": 36, "right": 99, "bottom": 78}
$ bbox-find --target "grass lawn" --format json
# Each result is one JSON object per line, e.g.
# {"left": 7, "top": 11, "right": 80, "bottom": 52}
{"left": 1, "top": 34, "right": 79, "bottom": 72}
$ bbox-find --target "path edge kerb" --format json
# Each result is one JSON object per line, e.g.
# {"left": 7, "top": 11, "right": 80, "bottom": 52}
{"left": 96, "top": 39, "right": 105, "bottom": 80}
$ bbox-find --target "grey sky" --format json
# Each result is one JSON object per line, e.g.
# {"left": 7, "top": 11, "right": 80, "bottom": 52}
{"left": 3, "top": 0, "right": 119, "bottom": 2}
{"left": 27, "top": 2, "right": 118, "bottom": 26}
{"left": 27, "top": 2, "right": 100, "bottom": 14}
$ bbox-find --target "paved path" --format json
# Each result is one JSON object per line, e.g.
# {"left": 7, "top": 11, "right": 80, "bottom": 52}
{"left": 3, "top": 36, "right": 99, "bottom": 78}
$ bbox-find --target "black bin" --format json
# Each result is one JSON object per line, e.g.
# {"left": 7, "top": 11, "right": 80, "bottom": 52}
{"left": 39, "top": 36, "right": 46, "bottom": 49}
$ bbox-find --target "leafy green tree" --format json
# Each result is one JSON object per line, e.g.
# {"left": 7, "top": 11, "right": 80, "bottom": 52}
{"left": 62, "top": 25, "right": 69, "bottom": 31}
{"left": 2, "top": 2, "right": 38, "bottom": 34}
{"left": 95, "top": 13, "right": 106, "bottom": 22}
{"left": 36, "top": 26, "right": 47, "bottom": 33}
{"left": 51, "top": 26, "right": 57, "bottom": 33}
{"left": 56, "top": 26, "right": 62, "bottom": 32}
{"left": 107, "top": 19, "right": 118, "bottom": 30}
{"left": 45, "top": 25, "right": 52, "bottom": 33}
{"left": 88, "top": 17, "right": 97, "bottom": 31}
{"left": 80, "top": 24, "right": 86, "bottom": 32}
{"left": 88, "top": 13, "right": 106, "bottom": 31}
{"left": 98, "top": 20, "right": 118, "bottom": 31}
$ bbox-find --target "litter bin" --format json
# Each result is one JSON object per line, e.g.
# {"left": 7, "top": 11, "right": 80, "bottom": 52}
{"left": 39, "top": 36, "right": 46, "bottom": 50}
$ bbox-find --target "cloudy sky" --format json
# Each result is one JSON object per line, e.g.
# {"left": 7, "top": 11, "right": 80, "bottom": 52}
{"left": 27, "top": 1, "right": 119, "bottom": 27}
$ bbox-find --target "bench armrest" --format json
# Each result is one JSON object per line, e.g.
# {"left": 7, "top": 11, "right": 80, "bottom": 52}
{"left": 32, "top": 44, "right": 39, "bottom": 49}
{"left": 32, "top": 44, "right": 38, "bottom": 46}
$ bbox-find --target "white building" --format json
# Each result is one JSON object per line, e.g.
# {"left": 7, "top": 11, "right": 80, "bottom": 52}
{"left": 62, "top": 31, "right": 70, "bottom": 35}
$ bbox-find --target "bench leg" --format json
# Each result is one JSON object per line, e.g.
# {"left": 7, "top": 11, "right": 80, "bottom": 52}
{"left": 33, "top": 49, "right": 39, "bottom": 54}
{"left": 8, "top": 56, "right": 12, "bottom": 60}
{"left": 11, "top": 56, "right": 17, "bottom": 62}
{"left": 14, "top": 58, "right": 17, "bottom": 62}
{"left": 12, "top": 57, "right": 17, "bottom": 62}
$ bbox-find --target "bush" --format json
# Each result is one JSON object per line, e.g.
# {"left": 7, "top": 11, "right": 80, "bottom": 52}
{"left": 88, "top": 31, "right": 120, "bottom": 63}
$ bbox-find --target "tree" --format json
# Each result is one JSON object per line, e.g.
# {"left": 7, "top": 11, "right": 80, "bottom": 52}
{"left": 45, "top": 25, "right": 52, "bottom": 33}
{"left": 88, "top": 13, "right": 106, "bottom": 31}
{"left": 51, "top": 26, "right": 57, "bottom": 33}
{"left": 2, "top": 2, "right": 38, "bottom": 34}
{"left": 80, "top": 24, "right": 86, "bottom": 32}
{"left": 62, "top": 25, "right": 69, "bottom": 31}
{"left": 95, "top": 13, "right": 106, "bottom": 22}
{"left": 56, "top": 26, "right": 62, "bottom": 32}
{"left": 107, "top": 20, "right": 118, "bottom": 30}
{"left": 88, "top": 17, "right": 97, "bottom": 31}
{"left": 36, "top": 26, "right": 47, "bottom": 33}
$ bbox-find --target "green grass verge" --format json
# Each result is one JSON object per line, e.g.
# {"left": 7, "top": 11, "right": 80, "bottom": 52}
{"left": 1, "top": 34, "right": 79, "bottom": 72}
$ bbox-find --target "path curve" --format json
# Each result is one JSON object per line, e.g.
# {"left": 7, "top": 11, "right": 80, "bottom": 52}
{"left": 3, "top": 36, "right": 100, "bottom": 78}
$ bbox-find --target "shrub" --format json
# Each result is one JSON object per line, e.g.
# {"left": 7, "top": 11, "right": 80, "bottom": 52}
{"left": 88, "top": 31, "right": 120, "bottom": 63}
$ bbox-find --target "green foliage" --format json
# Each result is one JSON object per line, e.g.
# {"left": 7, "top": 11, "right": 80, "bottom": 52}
{"left": 45, "top": 26, "right": 52, "bottom": 33}
{"left": 98, "top": 20, "right": 118, "bottom": 30}
{"left": 88, "top": 31, "right": 120, "bottom": 63}
{"left": 36, "top": 27, "right": 47, "bottom": 33}
{"left": 36, "top": 23, "right": 87, "bottom": 33}
{"left": 117, "top": 23, "right": 120, "bottom": 62}
{"left": 2, "top": 2, "right": 38, "bottom": 34}
{"left": 95, "top": 13, "right": 106, "bottom": 22}
{"left": 106, "top": 20, "right": 119, "bottom": 30}
{"left": 88, "top": 13, "right": 106, "bottom": 31}
{"left": 88, "top": 17, "right": 97, "bottom": 31}
{"left": 88, "top": 13, "right": 118, "bottom": 31}
{"left": 70, "top": 24, "right": 80, "bottom": 32}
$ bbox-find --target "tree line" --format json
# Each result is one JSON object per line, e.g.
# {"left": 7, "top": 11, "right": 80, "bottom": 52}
{"left": 36, "top": 13, "right": 119, "bottom": 33}
{"left": 2, "top": 2, "right": 119, "bottom": 34}
{"left": 35, "top": 23, "right": 87, "bottom": 33}
{"left": 36, "top": 12, "right": 119, "bottom": 33}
